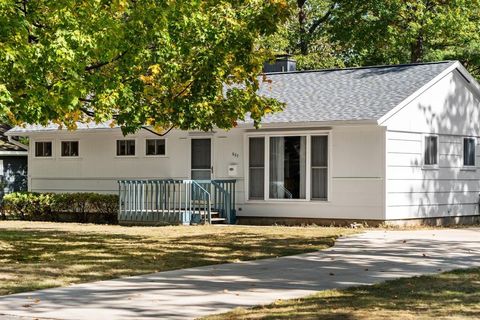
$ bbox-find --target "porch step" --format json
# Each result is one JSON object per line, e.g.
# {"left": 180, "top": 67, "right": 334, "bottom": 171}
{"left": 199, "top": 211, "right": 226, "bottom": 224}
{"left": 210, "top": 217, "right": 227, "bottom": 224}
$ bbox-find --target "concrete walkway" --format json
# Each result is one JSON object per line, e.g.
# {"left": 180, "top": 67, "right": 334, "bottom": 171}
{"left": 0, "top": 229, "right": 479, "bottom": 320}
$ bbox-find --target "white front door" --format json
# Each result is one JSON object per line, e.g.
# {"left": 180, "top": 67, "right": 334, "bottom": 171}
{"left": 191, "top": 138, "right": 212, "bottom": 180}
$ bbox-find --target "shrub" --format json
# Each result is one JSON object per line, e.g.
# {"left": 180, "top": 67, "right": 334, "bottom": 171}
{"left": 3, "top": 192, "right": 119, "bottom": 224}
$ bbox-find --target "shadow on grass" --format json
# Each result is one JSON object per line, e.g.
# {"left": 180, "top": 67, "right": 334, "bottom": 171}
{"left": 213, "top": 268, "right": 480, "bottom": 320}
{"left": 0, "top": 228, "right": 338, "bottom": 295}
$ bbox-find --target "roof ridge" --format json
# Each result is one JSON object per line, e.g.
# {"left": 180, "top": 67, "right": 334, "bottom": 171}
{"left": 264, "top": 60, "right": 456, "bottom": 76}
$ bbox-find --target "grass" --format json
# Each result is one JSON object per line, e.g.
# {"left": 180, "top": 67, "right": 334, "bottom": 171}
{"left": 0, "top": 221, "right": 353, "bottom": 296}
{"left": 205, "top": 268, "right": 480, "bottom": 320}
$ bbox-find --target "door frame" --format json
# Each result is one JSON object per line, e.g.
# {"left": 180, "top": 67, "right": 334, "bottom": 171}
{"left": 189, "top": 137, "right": 214, "bottom": 180}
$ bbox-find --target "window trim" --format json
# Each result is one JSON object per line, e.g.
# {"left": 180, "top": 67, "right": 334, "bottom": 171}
{"left": 462, "top": 137, "right": 476, "bottom": 168}
{"left": 244, "top": 130, "right": 331, "bottom": 203}
{"left": 60, "top": 140, "right": 80, "bottom": 158}
{"left": 34, "top": 140, "right": 54, "bottom": 158}
{"left": 145, "top": 138, "right": 167, "bottom": 157}
{"left": 422, "top": 134, "right": 439, "bottom": 169}
{"left": 115, "top": 139, "right": 137, "bottom": 157}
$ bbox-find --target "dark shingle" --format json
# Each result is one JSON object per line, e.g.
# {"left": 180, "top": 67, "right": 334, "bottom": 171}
{"left": 8, "top": 61, "right": 457, "bottom": 134}
{"left": 254, "top": 61, "right": 456, "bottom": 124}
{"left": 0, "top": 124, "right": 27, "bottom": 151}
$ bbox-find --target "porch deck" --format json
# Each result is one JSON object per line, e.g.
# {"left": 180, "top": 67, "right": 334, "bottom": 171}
{"left": 117, "top": 179, "right": 236, "bottom": 225}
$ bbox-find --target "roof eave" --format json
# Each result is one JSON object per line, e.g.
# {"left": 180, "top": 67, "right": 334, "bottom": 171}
{"left": 236, "top": 119, "right": 379, "bottom": 129}
{"left": 0, "top": 150, "right": 28, "bottom": 156}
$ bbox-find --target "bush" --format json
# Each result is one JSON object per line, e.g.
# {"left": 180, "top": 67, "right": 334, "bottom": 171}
{"left": 3, "top": 192, "right": 119, "bottom": 224}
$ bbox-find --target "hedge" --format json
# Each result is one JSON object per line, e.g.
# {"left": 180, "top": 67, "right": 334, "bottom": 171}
{"left": 2, "top": 192, "right": 119, "bottom": 224}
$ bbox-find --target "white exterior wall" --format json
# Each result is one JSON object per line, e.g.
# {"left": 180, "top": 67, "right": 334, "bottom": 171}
{"left": 241, "top": 125, "right": 385, "bottom": 220}
{"left": 26, "top": 124, "right": 386, "bottom": 221}
{"left": 27, "top": 129, "right": 245, "bottom": 199}
{"left": 383, "top": 69, "right": 480, "bottom": 220}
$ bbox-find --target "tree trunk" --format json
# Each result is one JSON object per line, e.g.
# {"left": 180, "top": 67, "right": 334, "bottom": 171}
{"left": 410, "top": 32, "right": 424, "bottom": 63}
{"left": 297, "top": 0, "right": 309, "bottom": 55}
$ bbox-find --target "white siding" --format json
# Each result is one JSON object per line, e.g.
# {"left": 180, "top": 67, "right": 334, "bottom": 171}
{"left": 240, "top": 125, "right": 385, "bottom": 220}
{"left": 28, "top": 129, "right": 246, "bottom": 202}
{"left": 27, "top": 124, "right": 386, "bottom": 221}
{"left": 383, "top": 69, "right": 480, "bottom": 220}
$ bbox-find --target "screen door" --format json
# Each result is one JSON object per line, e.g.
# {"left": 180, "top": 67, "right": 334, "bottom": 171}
{"left": 191, "top": 139, "right": 212, "bottom": 180}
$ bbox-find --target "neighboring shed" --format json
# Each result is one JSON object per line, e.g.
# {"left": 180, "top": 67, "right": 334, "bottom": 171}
{"left": 0, "top": 125, "right": 28, "bottom": 199}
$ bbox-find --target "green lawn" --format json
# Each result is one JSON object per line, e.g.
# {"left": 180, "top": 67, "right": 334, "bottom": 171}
{"left": 0, "top": 221, "right": 353, "bottom": 296}
{"left": 205, "top": 268, "right": 480, "bottom": 320}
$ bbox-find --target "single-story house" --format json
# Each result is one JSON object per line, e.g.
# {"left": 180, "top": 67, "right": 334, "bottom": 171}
{"left": 0, "top": 124, "right": 28, "bottom": 200}
{"left": 6, "top": 60, "right": 480, "bottom": 226}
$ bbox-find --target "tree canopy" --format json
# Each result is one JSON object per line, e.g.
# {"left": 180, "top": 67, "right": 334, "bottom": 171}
{"left": 266, "top": 0, "right": 480, "bottom": 78}
{"left": 330, "top": 0, "right": 480, "bottom": 75}
{"left": 2, "top": 0, "right": 480, "bottom": 134}
{"left": 0, "top": 0, "right": 289, "bottom": 134}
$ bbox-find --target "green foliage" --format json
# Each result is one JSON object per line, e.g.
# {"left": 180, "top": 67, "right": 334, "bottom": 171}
{"left": 3, "top": 192, "right": 56, "bottom": 220}
{"left": 266, "top": 0, "right": 480, "bottom": 78}
{"left": 328, "top": 1, "right": 480, "bottom": 75}
{"left": 3, "top": 192, "right": 119, "bottom": 224}
{"left": 0, "top": 0, "right": 289, "bottom": 134}
{"left": 261, "top": 0, "right": 345, "bottom": 70}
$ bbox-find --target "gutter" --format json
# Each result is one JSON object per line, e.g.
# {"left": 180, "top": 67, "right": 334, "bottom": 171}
{"left": 7, "top": 135, "right": 29, "bottom": 151}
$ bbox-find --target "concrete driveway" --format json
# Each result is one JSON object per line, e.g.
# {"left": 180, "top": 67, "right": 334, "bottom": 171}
{"left": 0, "top": 228, "right": 479, "bottom": 320}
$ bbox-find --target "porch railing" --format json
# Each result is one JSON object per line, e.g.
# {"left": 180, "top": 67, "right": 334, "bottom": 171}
{"left": 117, "top": 179, "right": 236, "bottom": 225}
{"left": 196, "top": 179, "right": 236, "bottom": 224}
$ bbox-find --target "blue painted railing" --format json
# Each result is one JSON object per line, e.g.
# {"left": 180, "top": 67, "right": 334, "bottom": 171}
{"left": 117, "top": 179, "right": 236, "bottom": 225}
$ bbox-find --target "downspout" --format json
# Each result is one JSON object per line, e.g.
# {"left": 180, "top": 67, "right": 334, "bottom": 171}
{"left": 7, "top": 136, "right": 29, "bottom": 151}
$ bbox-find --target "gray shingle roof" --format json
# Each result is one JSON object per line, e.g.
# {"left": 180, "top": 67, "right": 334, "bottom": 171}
{"left": 0, "top": 124, "right": 27, "bottom": 152}
{"left": 7, "top": 61, "right": 457, "bottom": 134}
{"left": 254, "top": 60, "right": 456, "bottom": 124}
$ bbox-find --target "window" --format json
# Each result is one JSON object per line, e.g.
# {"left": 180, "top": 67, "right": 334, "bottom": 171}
{"left": 116, "top": 140, "right": 135, "bottom": 156}
{"left": 269, "top": 136, "right": 306, "bottom": 199}
{"left": 463, "top": 138, "right": 476, "bottom": 167}
{"left": 248, "top": 134, "right": 329, "bottom": 201}
{"left": 311, "top": 136, "right": 328, "bottom": 200}
{"left": 146, "top": 139, "right": 166, "bottom": 156}
{"left": 35, "top": 141, "right": 52, "bottom": 157}
{"left": 424, "top": 135, "right": 438, "bottom": 166}
{"left": 249, "top": 137, "right": 265, "bottom": 200}
{"left": 61, "top": 141, "right": 79, "bottom": 157}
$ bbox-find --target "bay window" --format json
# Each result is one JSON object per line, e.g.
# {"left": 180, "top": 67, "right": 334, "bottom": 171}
{"left": 248, "top": 133, "right": 329, "bottom": 201}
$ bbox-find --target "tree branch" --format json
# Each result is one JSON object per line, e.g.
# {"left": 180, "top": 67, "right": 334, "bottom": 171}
{"left": 173, "top": 80, "right": 194, "bottom": 99}
{"left": 141, "top": 125, "right": 174, "bottom": 137}
{"left": 308, "top": 4, "right": 334, "bottom": 35}
{"left": 85, "top": 50, "right": 128, "bottom": 72}
{"left": 79, "top": 107, "right": 95, "bottom": 117}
